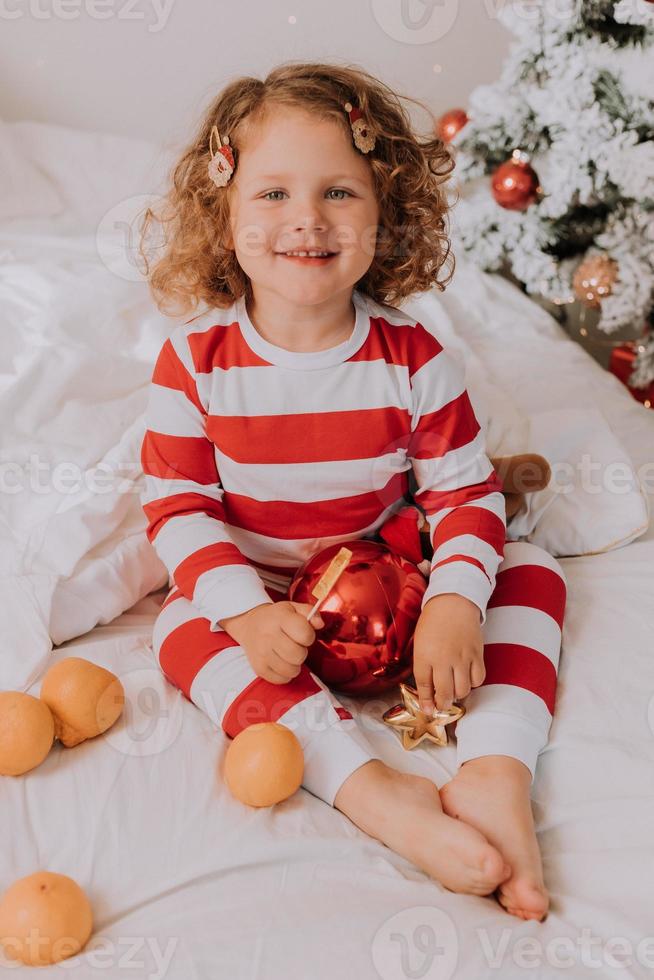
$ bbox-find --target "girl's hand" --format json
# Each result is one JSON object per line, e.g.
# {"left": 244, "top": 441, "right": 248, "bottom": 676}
{"left": 218, "top": 601, "right": 324, "bottom": 684}
{"left": 412, "top": 594, "right": 486, "bottom": 715}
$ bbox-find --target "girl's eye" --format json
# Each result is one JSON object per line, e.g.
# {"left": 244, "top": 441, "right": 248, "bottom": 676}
{"left": 261, "top": 189, "right": 352, "bottom": 201}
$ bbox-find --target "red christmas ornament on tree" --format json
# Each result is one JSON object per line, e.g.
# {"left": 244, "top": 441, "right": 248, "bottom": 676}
{"left": 436, "top": 108, "right": 469, "bottom": 143}
{"left": 288, "top": 540, "right": 427, "bottom": 697}
{"left": 492, "top": 150, "right": 541, "bottom": 211}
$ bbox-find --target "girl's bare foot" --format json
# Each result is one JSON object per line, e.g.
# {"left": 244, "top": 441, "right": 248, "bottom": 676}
{"left": 439, "top": 755, "right": 549, "bottom": 921}
{"left": 333, "top": 760, "right": 511, "bottom": 896}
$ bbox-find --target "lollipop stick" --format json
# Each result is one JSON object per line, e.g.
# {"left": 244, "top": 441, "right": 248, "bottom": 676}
{"left": 305, "top": 547, "right": 353, "bottom": 620}
{"left": 306, "top": 596, "right": 324, "bottom": 620}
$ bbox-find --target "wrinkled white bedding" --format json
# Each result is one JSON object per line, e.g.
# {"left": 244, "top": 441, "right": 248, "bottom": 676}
{"left": 2, "top": 121, "right": 654, "bottom": 980}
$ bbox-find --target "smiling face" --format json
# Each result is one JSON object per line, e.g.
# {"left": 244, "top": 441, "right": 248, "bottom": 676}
{"left": 226, "top": 105, "right": 381, "bottom": 310}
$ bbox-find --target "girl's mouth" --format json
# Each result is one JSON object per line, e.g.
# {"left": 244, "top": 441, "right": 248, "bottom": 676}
{"left": 276, "top": 251, "right": 338, "bottom": 266}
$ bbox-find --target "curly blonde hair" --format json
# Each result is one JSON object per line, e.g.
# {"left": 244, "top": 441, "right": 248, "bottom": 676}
{"left": 139, "top": 61, "right": 457, "bottom": 318}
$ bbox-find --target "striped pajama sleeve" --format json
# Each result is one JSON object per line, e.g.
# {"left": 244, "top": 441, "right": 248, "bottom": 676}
{"left": 140, "top": 329, "right": 273, "bottom": 631}
{"left": 407, "top": 325, "right": 507, "bottom": 625}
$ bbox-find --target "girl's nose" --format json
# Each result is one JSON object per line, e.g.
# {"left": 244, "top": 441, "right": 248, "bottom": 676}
{"left": 291, "top": 204, "right": 327, "bottom": 232}
{"left": 294, "top": 215, "right": 327, "bottom": 232}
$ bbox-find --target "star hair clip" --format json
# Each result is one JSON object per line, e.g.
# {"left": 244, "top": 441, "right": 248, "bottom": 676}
{"left": 207, "top": 124, "right": 235, "bottom": 188}
{"left": 343, "top": 101, "right": 376, "bottom": 154}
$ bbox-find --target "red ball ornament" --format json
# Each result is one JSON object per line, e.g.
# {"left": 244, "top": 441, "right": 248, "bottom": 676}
{"left": 435, "top": 108, "right": 469, "bottom": 143}
{"left": 288, "top": 540, "right": 426, "bottom": 697}
{"left": 491, "top": 151, "right": 541, "bottom": 211}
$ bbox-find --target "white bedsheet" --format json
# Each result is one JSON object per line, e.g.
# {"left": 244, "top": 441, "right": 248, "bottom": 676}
{"left": 2, "top": 121, "right": 654, "bottom": 980}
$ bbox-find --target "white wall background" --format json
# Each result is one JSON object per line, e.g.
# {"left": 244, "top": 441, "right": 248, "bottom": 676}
{"left": 0, "top": 0, "right": 510, "bottom": 145}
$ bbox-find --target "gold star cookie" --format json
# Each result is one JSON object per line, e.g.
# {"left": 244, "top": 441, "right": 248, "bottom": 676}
{"left": 382, "top": 683, "right": 465, "bottom": 750}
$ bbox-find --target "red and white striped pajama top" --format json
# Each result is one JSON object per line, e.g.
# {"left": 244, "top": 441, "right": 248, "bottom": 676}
{"left": 140, "top": 288, "right": 507, "bottom": 628}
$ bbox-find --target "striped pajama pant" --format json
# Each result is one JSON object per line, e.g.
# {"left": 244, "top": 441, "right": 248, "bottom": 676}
{"left": 151, "top": 541, "right": 567, "bottom": 807}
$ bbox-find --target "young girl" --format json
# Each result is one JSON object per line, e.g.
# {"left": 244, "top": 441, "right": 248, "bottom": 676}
{"left": 139, "top": 62, "right": 566, "bottom": 922}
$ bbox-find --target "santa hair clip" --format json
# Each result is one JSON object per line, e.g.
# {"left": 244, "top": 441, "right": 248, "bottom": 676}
{"left": 207, "top": 124, "right": 235, "bottom": 188}
{"left": 343, "top": 100, "right": 376, "bottom": 154}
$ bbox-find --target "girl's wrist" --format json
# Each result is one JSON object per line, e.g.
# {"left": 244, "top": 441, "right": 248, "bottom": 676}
{"left": 217, "top": 603, "right": 266, "bottom": 641}
{"left": 423, "top": 593, "right": 479, "bottom": 612}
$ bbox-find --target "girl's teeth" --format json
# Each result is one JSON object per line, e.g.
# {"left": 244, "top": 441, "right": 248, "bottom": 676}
{"left": 285, "top": 251, "right": 330, "bottom": 256}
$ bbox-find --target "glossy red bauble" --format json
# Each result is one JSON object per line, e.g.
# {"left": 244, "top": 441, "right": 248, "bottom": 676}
{"left": 288, "top": 540, "right": 427, "bottom": 697}
{"left": 491, "top": 155, "right": 540, "bottom": 211}
{"left": 435, "top": 108, "right": 469, "bottom": 143}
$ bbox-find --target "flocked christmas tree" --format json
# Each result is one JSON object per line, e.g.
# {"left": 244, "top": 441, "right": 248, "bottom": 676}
{"left": 440, "top": 0, "right": 654, "bottom": 392}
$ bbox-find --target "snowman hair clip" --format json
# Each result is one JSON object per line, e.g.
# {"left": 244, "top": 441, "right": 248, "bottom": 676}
{"left": 207, "top": 124, "right": 235, "bottom": 188}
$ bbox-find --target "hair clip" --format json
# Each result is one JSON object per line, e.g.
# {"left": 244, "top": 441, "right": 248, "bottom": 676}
{"left": 208, "top": 124, "right": 235, "bottom": 188}
{"left": 343, "top": 101, "right": 376, "bottom": 154}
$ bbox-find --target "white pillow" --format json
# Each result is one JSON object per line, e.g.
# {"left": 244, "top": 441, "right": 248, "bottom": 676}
{"left": 506, "top": 407, "right": 650, "bottom": 556}
{"left": 400, "top": 288, "right": 532, "bottom": 456}
{"left": 0, "top": 119, "right": 64, "bottom": 220}
{"left": 8, "top": 119, "right": 171, "bottom": 231}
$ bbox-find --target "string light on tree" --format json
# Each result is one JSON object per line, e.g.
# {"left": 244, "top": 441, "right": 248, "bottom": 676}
{"left": 573, "top": 254, "right": 619, "bottom": 309}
